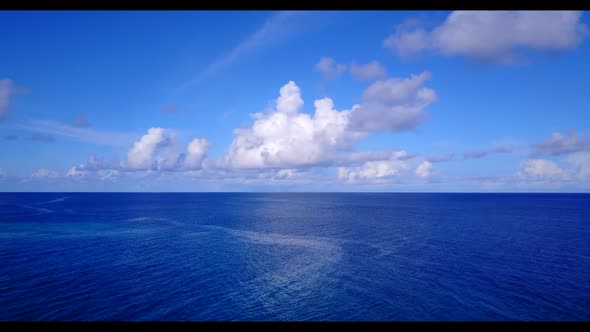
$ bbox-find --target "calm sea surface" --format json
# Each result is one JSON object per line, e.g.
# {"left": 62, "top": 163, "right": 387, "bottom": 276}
{"left": 0, "top": 193, "right": 589, "bottom": 321}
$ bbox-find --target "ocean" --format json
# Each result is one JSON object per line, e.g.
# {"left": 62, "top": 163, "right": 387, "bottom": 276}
{"left": 0, "top": 193, "right": 589, "bottom": 321}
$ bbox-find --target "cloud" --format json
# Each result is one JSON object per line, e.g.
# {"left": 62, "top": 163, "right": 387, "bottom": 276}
{"left": 222, "top": 83, "right": 358, "bottom": 169}
{"left": 276, "top": 81, "right": 304, "bottom": 114}
{"left": 83, "top": 155, "right": 107, "bottom": 171}
{"left": 25, "top": 168, "right": 60, "bottom": 182}
{"left": 384, "top": 11, "right": 588, "bottom": 63}
{"left": 463, "top": 150, "right": 488, "bottom": 159}
{"left": 99, "top": 169, "right": 120, "bottom": 181}
{"left": 184, "top": 138, "right": 211, "bottom": 169}
{"left": 415, "top": 160, "right": 433, "bottom": 178}
{"left": 29, "top": 133, "right": 56, "bottom": 143}
{"left": 463, "top": 144, "right": 515, "bottom": 159}
{"left": 275, "top": 169, "right": 296, "bottom": 180}
{"left": 65, "top": 165, "right": 122, "bottom": 183}
{"left": 73, "top": 114, "right": 90, "bottom": 128}
{"left": 383, "top": 19, "right": 431, "bottom": 60}
{"left": 531, "top": 130, "right": 590, "bottom": 157}
{"left": 177, "top": 167, "right": 316, "bottom": 189}
{"left": 15, "top": 118, "right": 134, "bottom": 148}
{"left": 66, "top": 77, "right": 433, "bottom": 185}
{"left": 70, "top": 128, "right": 210, "bottom": 174}
{"left": 222, "top": 77, "right": 435, "bottom": 169}
{"left": 66, "top": 166, "right": 86, "bottom": 179}
{"left": 316, "top": 58, "right": 387, "bottom": 81}
{"left": 126, "top": 128, "right": 176, "bottom": 170}
{"left": 349, "top": 60, "right": 388, "bottom": 81}
{"left": 205, "top": 11, "right": 302, "bottom": 73}
{"left": 0, "top": 169, "right": 6, "bottom": 180}
{"left": 3, "top": 135, "right": 18, "bottom": 141}
{"left": 0, "top": 78, "right": 20, "bottom": 120}
{"left": 337, "top": 159, "right": 409, "bottom": 183}
{"left": 514, "top": 152, "right": 590, "bottom": 186}
{"left": 65, "top": 156, "right": 122, "bottom": 182}
{"left": 175, "top": 11, "right": 306, "bottom": 95}
{"left": 161, "top": 104, "right": 190, "bottom": 114}
{"left": 315, "top": 57, "right": 347, "bottom": 79}
{"left": 332, "top": 150, "right": 414, "bottom": 166}
{"left": 517, "top": 159, "right": 565, "bottom": 179}
{"left": 350, "top": 71, "right": 436, "bottom": 132}
{"left": 426, "top": 153, "right": 454, "bottom": 163}
{"left": 567, "top": 152, "right": 590, "bottom": 180}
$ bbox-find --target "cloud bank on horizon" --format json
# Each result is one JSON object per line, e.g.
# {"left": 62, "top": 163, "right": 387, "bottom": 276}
{"left": 1, "top": 10, "right": 589, "bottom": 191}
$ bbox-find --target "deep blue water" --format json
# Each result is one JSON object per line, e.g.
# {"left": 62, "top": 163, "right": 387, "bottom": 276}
{"left": 0, "top": 193, "right": 589, "bottom": 321}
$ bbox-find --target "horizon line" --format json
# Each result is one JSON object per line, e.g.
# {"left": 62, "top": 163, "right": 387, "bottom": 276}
{"left": 1, "top": 191, "right": 589, "bottom": 194}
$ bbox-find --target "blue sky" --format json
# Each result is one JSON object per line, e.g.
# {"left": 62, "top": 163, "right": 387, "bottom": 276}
{"left": 1, "top": 10, "right": 589, "bottom": 192}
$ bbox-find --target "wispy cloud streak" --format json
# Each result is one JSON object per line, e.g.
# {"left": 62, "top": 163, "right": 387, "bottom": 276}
{"left": 174, "top": 11, "right": 306, "bottom": 96}
{"left": 15, "top": 118, "right": 135, "bottom": 148}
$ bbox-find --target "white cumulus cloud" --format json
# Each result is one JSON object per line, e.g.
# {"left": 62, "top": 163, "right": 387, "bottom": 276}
{"left": 415, "top": 161, "right": 433, "bottom": 178}
{"left": 184, "top": 138, "right": 211, "bottom": 169}
{"left": 64, "top": 76, "right": 435, "bottom": 186}
{"left": 517, "top": 159, "right": 565, "bottom": 179}
{"left": 222, "top": 78, "right": 435, "bottom": 169}
{"left": 69, "top": 127, "right": 210, "bottom": 176}
{"left": 338, "top": 159, "right": 409, "bottom": 183}
{"left": 515, "top": 151, "right": 590, "bottom": 186}
{"left": 276, "top": 81, "right": 304, "bottom": 114}
{"left": 63, "top": 166, "right": 121, "bottom": 183}
{"left": 222, "top": 82, "right": 359, "bottom": 169}
{"left": 123, "top": 128, "right": 210, "bottom": 171}
{"left": 126, "top": 128, "right": 176, "bottom": 170}
{"left": 66, "top": 166, "right": 86, "bottom": 178}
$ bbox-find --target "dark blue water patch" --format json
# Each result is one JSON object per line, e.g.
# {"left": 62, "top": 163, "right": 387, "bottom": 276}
{"left": 0, "top": 193, "right": 589, "bottom": 321}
